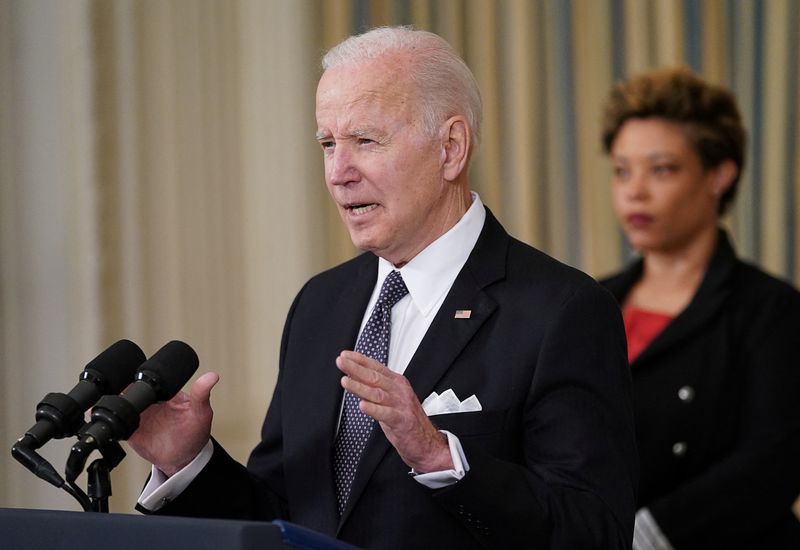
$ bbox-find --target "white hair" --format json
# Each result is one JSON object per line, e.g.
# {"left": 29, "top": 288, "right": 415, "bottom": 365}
{"left": 322, "top": 26, "right": 483, "bottom": 147}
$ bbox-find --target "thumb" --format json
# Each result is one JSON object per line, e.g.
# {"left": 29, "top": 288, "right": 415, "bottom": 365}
{"left": 190, "top": 371, "right": 220, "bottom": 404}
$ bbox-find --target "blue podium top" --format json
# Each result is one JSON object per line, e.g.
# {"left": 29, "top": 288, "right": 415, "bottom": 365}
{"left": 0, "top": 508, "right": 361, "bottom": 550}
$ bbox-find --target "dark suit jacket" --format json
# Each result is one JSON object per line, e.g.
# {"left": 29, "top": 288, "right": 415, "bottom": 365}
{"left": 601, "top": 230, "right": 800, "bottom": 549}
{"left": 154, "top": 210, "right": 638, "bottom": 549}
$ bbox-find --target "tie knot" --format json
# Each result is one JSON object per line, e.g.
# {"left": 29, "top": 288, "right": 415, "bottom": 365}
{"left": 377, "top": 270, "right": 409, "bottom": 309}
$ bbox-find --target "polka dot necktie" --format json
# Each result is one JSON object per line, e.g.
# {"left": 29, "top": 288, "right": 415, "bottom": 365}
{"left": 333, "top": 270, "right": 409, "bottom": 517}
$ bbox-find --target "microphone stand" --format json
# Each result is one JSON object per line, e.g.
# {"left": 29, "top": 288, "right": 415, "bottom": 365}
{"left": 85, "top": 441, "right": 126, "bottom": 513}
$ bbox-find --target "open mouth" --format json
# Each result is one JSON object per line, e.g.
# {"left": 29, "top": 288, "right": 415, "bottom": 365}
{"left": 347, "top": 203, "right": 378, "bottom": 215}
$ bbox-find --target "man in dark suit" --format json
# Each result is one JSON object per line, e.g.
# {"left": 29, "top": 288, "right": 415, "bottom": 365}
{"left": 130, "top": 27, "right": 638, "bottom": 549}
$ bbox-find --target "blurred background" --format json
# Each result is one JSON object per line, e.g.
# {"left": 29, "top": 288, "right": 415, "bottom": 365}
{"left": 1, "top": 0, "right": 797, "bottom": 513}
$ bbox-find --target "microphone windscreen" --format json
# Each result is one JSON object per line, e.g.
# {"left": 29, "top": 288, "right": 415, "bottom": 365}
{"left": 136, "top": 340, "right": 199, "bottom": 400}
{"left": 83, "top": 339, "right": 147, "bottom": 394}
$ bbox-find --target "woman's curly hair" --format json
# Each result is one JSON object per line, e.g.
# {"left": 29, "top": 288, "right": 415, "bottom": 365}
{"left": 601, "top": 66, "right": 746, "bottom": 215}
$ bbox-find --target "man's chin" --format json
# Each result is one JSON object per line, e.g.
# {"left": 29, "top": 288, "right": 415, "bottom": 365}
{"left": 347, "top": 231, "right": 378, "bottom": 252}
{"left": 348, "top": 233, "right": 394, "bottom": 259}
{"left": 350, "top": 239, "right": 380, "bottom": 254}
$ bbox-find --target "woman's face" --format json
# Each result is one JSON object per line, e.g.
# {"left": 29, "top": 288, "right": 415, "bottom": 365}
{"left": 610, "top": 118, "right": 725, "bottom": 254}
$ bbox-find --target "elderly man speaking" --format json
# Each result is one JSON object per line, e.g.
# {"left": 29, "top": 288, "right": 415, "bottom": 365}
{"left": 130, "top": 27, "right": 638, "bottom": 549}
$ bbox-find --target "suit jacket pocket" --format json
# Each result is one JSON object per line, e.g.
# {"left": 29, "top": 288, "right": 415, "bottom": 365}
{"left": 430, "top": 410, "right": 506, "bottom": 437}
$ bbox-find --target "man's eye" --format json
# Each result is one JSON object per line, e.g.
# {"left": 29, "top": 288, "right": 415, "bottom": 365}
{"left": 320, "top": 140, "right": 335, "bottom": 151}
{"left": 613, "top": 166, "right": 629, "bottom": 179}
{"left": 357, "top": 138, "right": 374, "bottom": 145}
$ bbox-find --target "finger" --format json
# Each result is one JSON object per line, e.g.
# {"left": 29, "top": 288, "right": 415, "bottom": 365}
{"left": 339, "top": 350, "right": 386, "bottom": 372}
{"left": 190, "top": 372, "right": 220, "bottom": 404}
{"left": 358, "top": 399, "right": 397, "bottom": 424}
{"left": 337, "top": 354, "right": 388, "bottom": 387}
{"left": 341, "top": 375, "right": 389, "bottom": 405}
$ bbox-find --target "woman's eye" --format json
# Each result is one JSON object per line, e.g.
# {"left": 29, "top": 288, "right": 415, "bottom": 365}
{"left": 653, "top": 164, "right": 677, "bottom": 176}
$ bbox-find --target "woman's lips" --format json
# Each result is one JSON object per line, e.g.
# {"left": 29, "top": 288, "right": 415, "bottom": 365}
{"left": 626, "top": 214, "right": 653, "bottom": 228}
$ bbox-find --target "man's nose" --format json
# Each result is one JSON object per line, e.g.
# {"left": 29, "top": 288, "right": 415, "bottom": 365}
{"left": 327, "top": 146, "right": 358, "bottom": 186}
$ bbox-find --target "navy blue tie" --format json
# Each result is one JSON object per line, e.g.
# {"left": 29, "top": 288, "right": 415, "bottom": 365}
{"left": 333, "top": 270, "right": 409, "bottom": 516}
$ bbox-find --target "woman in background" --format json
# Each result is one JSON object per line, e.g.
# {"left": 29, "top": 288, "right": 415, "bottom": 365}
{"left": 600, "top": 66, "right": 800, "bottom": 549}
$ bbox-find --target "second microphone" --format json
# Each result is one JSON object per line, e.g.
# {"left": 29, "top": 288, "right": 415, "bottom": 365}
{"left": 66, "top": 340, "right": 199, "bottom": 482}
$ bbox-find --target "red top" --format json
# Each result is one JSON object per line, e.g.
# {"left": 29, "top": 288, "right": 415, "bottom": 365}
{"left": 623, "top": 306, "right": 673, "bottom": 363}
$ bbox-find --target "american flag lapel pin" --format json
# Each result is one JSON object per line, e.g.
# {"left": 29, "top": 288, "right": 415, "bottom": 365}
{"left": 454, "top": 309, "right": 472, "bottom": 319}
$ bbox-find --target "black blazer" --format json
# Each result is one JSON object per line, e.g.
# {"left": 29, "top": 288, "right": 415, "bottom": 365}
{"left": 601, "top": 230, "right": 800, "bottom": 549}
{"left": 155, "top": 210, "right": 638, "bottom": 549}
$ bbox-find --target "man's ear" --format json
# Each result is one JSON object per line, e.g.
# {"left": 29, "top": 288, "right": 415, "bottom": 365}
{"left": 441, "top": 116, "right": 471, "bottom": 181}
{"left": 710, "top": 159, "right": 738, "bottom": 197}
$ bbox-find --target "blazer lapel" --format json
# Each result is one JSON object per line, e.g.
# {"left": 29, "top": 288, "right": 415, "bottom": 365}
{"left": 635, "top": 230, "right": 736, "bottom": 364}
{"left": 608, "top": 230, "right": 738, "bottom": 368}
{"left": 407, "top": 208, "right": 507, "bottom": 397}
{"left": 337, "top": 210, "right": 508, "bottom": 530}
{"left": 405, "top": 272, "right": 498, "bottom": 402}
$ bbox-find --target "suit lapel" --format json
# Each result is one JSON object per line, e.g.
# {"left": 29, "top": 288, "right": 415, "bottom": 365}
{"left": 405, "top": 272, "right": 497, "bottom": 401}
{"left": 607, "top": 230, "right": 738, "bottom": 368}
{"left": 634, "top": 231, "right": 736, "bottom": 365}
{"left": 337, "top": 210, "right": 508, "bottom": 530}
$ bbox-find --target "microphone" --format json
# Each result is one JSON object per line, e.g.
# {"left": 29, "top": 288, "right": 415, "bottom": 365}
{"left": 66, "top": 340, "right": 199, "bottom": 481}
{"left": 11, "top": 339, "right": 146, "bottom": 486}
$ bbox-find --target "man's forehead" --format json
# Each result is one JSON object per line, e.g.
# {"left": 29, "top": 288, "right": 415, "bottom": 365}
{"left": 319, "top": 53, "right": 414, "bottom": 96}
{"left": 344, "top": 87, "right": 411, "bottom": 111}
{"left": 317, "top": 82, "right": 413, "bottom": 127}
{"left": 319, "top": 69, "right": 410, "bottom": 101}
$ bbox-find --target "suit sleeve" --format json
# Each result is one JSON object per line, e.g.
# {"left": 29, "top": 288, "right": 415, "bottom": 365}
{"left": 648, "top": 289, "right": 800, "bottom": 549}
{"left": 432, "top": 281, "right": 639, "bottom": 549}
{"left": 143, "top": 438, "right": 286, "bottom": 520}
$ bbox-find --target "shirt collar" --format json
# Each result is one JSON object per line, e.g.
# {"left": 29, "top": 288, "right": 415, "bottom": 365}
{"left": 377, "top": 192, "right": 486, "bottom": 317}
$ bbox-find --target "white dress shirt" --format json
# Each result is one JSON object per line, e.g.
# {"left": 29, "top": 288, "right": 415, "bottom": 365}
{"left": 140, "top": 193, "right": 486, "bottom": 509}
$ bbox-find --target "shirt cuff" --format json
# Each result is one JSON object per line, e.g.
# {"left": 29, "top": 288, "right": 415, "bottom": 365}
{"left": 137, "top": 439, "right": 214, "bottom": 511}
{"left": 633, "top": 507, "right": 675, "bottom": 550}
{"left": 411, "top": 430, "right": 470, "bottom": 489}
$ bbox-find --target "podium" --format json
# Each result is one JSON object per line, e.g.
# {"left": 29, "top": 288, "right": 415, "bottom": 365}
{"left": 0, "top": 508, "right": 360, "bottom": 550}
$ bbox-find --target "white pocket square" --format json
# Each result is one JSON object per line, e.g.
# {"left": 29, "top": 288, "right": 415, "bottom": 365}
{"left": 421, "top": 389, "right": 482, "bottom": 416}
